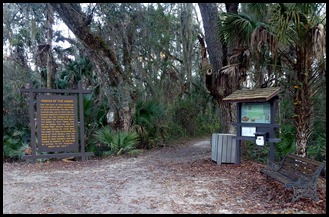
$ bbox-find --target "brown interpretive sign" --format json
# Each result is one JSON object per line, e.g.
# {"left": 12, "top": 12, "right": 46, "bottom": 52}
{"left": 20, "top": 81, "right": 94, "bottom": 163}
{"left": 37, "top": 95, "right": 79, "bottom": 152}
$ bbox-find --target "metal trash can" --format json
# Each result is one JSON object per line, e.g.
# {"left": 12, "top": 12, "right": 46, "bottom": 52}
{"left": 211, "top": 133, "right": 237, "bottom": 165}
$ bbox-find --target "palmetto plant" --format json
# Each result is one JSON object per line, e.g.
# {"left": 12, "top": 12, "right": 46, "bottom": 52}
{"left": 93, "top": 127, "right": 113, "bottom": 156}
{"left": 111, "top": 131, "right": 139, "bottom": 156}
{"left": 132, "top": 99, "right": 166, "bottom": 149}
{"left": 93, "top": 127, "right": 139, "bottom": 156}
{"left": 3, "top": 131, "right": 29, "bottom": 161}
{"left": 275, "top": 124, "right": 296, "bottom": 161}
{"left": 307, "top": 133, "right": 326, "bottom": 162}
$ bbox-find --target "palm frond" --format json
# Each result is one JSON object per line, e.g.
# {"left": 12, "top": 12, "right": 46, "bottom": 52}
{"left": 111, "top": 131, "right": 139, "bottom": 155}
{"left": 270, "top": 4, "right": 291, "bottom": 43}
{"left": 83, "top": 94, "right": 93, "bottom": 117}
{"left": 220, "top": 64, "right": 239, "bottom": 76}
{"left": 250, "top": 25, "right": 278, "bottom": 57}
{"left": 93, "top": 127, "right": 113, "bottom": 146}
{"left": 133, "top": 99, "right": 164, "bottom": 129}
{"left": 270, "top": 3, "right": 321, "bottom": 44}
{"left": 220, "top": 12, "right": 255, "bottom": 46}
{"left": 311, "top": 23, "right": 326, "bottom": 60}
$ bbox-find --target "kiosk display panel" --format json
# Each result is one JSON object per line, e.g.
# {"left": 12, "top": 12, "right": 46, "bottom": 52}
{"left": 241, "top": 102, "right": 271, "bottom": 123}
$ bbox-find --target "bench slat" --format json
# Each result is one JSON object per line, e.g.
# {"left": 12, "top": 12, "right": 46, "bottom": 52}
{"left": 287, "top": 154, "right": 323, "bottom": 166}
{"left": 260, "top": 168, "right": 297, "bottom": 184}
{"left": 284, "top": 157, "right": 319, "bottom": 170}
{"left": 281, "top": 155, "right": 320, "bottom": 176}
{"left": 281, "top": 163, "right": 314, "bottom": 177}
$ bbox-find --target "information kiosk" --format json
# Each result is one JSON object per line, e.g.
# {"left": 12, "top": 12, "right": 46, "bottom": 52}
{"left": 222, "top": 87, "right": 281, "bottom": 164}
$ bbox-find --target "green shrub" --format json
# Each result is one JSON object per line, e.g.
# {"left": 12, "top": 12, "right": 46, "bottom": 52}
{"left": 243, "top": 141, "right": 270, "bottom": 164}
{"left": 3, "top": 129, "right": 29, "bottom": 162}
{"left": 3, "top": 136, "right": 22, "bottom": 160}
{"left": 195, "top": 114, "right": 220, "bottom": 136}
{"left": 132, "top": 99, "right": 166, "bottom": 149}
{"left": 92, "top": 126, "right": 114, "bottom": 156}
{"left": 275, "top": 124, "right": 296, "bottom": 161}
{"left": 307, "top": 133, "right": 326, "bottom": 161}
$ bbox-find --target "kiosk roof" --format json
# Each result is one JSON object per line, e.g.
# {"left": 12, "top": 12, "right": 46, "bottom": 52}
{"left": 222, "top": 87, "right": 280, "bottom": 103}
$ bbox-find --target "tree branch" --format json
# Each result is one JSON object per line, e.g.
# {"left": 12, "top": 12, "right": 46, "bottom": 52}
{"left": 49, "top": 3, "right": 123, "bottom": 86}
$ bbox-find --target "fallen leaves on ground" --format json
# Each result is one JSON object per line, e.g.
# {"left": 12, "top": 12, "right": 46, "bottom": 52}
{"left": 3, "top": 137, "right": 326, "bottom": 214}
{"left": 154, "top": 156, "right": 326, "bottom": 214}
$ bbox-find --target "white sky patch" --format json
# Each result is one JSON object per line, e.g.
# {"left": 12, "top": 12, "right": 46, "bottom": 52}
{"left": 52, "top": 3, "right": 100, "bottom": 50}
{"left": 53, "top": 16, "right": 74, "bottom": 50}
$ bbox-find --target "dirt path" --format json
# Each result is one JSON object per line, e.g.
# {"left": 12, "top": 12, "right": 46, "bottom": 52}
{"left": 2, "top": 137, "right": 326, "bottom": 214}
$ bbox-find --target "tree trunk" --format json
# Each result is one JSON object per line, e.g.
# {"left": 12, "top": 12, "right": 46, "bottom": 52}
{"left": 293, "top": 52, "right": 312, "bottom": 157}
{"left": 198, "top": 3, "right": 223, "bottom": 75}
{"left": 224, "top": 3, "right": 240, "bottom": 134}
{"left": 46, "top": 4, "right": 55, "bottom": 89}
{"left": 294, "top": 87, "right": 312, "bottom": 158}
{"left": 198, "top": 3, "right": 240, "bottom": 133}
{"left": 180, "top": 3, "right": 194, "bottom": 93}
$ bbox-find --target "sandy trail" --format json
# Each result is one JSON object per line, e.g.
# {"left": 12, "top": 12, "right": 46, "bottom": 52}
{"left": 3, "top": 138, "right": 326, "bottom": 214}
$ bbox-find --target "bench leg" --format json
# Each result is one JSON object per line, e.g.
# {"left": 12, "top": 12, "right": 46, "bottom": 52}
{"left": 291, "top": 185, "right": 319, "bottom": 202}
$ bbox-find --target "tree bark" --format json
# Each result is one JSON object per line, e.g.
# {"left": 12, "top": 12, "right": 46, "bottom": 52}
{"left": 198, "top": 3, "right": 223, "bottom": 75}
{"left": 223, "top": 3, "right": 240, "bottom": 134}
{"left": 46, "top": 4, "right": 55, "bottom": 89}
{"left": 293, "top": 51, "right": 312, "bottom": 158}
{"left": 180, "top": 3, "right": 194, "bottom": 93}
{"left": 294, "top": 84, "right": 312, "bottom": 158}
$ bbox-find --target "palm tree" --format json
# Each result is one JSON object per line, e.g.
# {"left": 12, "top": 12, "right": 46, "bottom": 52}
{"left": 270, "top": 3, "right": 326, "bottom": 157}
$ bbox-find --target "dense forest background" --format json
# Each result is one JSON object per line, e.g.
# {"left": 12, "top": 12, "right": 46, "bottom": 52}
{"left": 3, "top": 3, "right": 326, "bottom": 163}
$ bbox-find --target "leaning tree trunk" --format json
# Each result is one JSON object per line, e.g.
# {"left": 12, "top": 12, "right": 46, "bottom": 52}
{"left": 50, "top": 3, "right": 127, "bottom": 130}
{"left": 49, "top": 3, "right": 123, "bottom": 86}
{"left": 198, "top": 3, "right": 240, "bottom": 134}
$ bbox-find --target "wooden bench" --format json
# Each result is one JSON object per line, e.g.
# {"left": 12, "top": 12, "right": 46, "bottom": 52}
{"left": 260, "top": 153, "right": 325, "bottom": 202}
